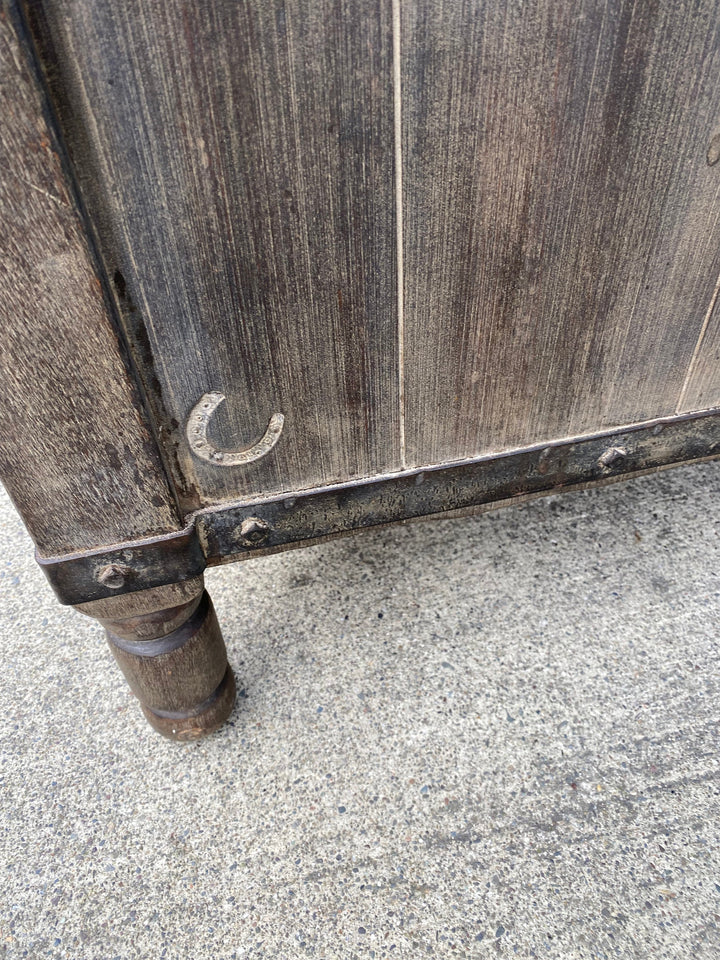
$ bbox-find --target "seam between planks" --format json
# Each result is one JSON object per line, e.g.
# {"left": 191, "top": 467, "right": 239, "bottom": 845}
{"left": 392, "top": 0, "right": 406, "bottom": 468}
{"left": 676, "top": 267, "right": 720, "bottom": 413}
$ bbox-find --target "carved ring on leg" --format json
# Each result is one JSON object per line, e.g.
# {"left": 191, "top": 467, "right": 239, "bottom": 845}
{"left": 75, "top": 577, "right": 236, "bottom": 740}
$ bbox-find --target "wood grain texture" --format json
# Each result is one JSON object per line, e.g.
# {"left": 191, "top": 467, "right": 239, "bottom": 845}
{"left": 76, "top": 575, "right": 205, "bottom": 622}
{"left": 26, "top": 0, "right": 400, "bottom": 513}
{"left": 85, "top": 579, "right": 236, "bottom": 740}
{"left": 679, "top": 278, "right": 720, "bottom": 412}
{"left": 401, "top": 0, "right": 720, "bottom": 467}
{"left": 0, "top": 3, "right": 179, "bottom": 555}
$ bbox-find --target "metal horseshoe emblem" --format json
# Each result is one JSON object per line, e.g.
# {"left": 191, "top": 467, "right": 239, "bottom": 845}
{"left": 186, "top": 392, "right": 284, "bottom": 466}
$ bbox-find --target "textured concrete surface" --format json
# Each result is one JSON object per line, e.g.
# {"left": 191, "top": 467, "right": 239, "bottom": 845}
{"left": 0, "top": 463, "right": 719, "bottom": 960}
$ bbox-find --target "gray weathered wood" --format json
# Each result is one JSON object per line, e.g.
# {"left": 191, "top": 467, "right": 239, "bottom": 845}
{"left": 26, "top": 0, "right": 400, "bottom": 513}
{"left": 0, "top": 3, "right": 179, "bottom": 555}
{"left": 7, "top": 0, "right": 720, "bottom": 571}
{"left": 401, "top": 0, "right": 720, "bottom": 467}
{"left": 678, "top": 283, "right": 720, "bottom": 412}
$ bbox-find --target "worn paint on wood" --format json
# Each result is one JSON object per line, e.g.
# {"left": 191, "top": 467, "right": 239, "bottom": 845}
{"left": 401, "top": 0, "right": 720, "bottom": 467}
{"left": 0, "top": 4, "right": 179, "bottom": 555}
{"left": 26, "top": 0, "right": 400, "bottom": 513}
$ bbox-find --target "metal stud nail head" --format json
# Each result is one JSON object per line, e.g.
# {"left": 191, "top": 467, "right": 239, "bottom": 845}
{"left": 96, "top": 563, "right": 133, "bottom": 589}
{"left": 598, "top": 446, "right": 627, "bottom": 469}
{"left": 239, "top": 517, "right": 271, "bottom": 547}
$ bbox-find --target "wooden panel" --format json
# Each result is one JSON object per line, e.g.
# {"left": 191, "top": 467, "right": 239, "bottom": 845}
{"left": 679, "top": 286, "right": 720, "bottom": 412}
{"left": 402, "top": 0, "right": 720, "bottom": 467}
{"left": 0, "top": 4, "right": 179, "bottom": 555}
{"left": 27, "top": 0, "right": 399, "bottom": 512}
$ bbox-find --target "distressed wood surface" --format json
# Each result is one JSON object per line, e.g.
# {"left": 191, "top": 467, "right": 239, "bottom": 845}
{"left": 9, "top": 0, "right": 720, "bottom": 569}
{"left": 0, "top": 3, "right": 179, "bottom": 555}
{"left": 678, "top": 280, "right": 720, "bottom": 412}
{"left": 26, "top": 0, "right": 400, "bottom": 513}
{"left": 401, "top": 0, "right": 720, "bottom": 467}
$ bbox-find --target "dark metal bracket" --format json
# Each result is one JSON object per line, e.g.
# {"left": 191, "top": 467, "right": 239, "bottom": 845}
{"left": 38, "top": 409, "right": 720, "bottom": 605}
{"left": 37, "top": 521, "right": 205, "bottom": 606}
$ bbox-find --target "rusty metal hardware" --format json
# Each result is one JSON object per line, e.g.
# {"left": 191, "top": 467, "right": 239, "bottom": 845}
{"left": 598, "top": 446, "right": 627, "bottom": 469}
{"left": 238, "top": 517, "right": 272, "bottom": 547}
{"left": 37, "top": 409, "right": 720, "bottom": 605}
{"left": 37, "top": 520, "right": 204, "bottom": 606}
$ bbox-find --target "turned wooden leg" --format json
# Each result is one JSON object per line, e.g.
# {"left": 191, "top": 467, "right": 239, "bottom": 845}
{"left": 74, "top": 576, "right": 235, "bottom": 740}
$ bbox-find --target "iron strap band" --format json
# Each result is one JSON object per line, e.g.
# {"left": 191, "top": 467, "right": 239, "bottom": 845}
{"left": 38, "top": 408, "right": 720, "bottom": 606}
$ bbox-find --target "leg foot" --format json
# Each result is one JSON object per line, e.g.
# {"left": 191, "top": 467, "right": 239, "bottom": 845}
{"left": 140, "top": 664, "right": 236, "bottom": 740}
{"left": 75, "top": 577, "right": 235, "bottom": 740}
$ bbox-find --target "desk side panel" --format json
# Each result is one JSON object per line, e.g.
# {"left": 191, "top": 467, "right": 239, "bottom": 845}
{"left": 402, "top": 0, "right": 720, "bottom": 465}
{"left": 26, "top": 0, "right": 400, "bottom": 512}
{"left": 0, "top": 5, "right": 179, "bottom": 555}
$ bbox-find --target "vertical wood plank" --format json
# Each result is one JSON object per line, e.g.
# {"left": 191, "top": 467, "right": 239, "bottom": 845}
{"left": 27, "top": 0, "right": 399, "bottom": 511}
{"left": 402, "top": 0, "right": 720, "bottom": 467}
{"left": 0, "top": 3, "right": 179, "bottom": 555}
{"left": 678, "top": 278, "right": 720, "bottom": 412}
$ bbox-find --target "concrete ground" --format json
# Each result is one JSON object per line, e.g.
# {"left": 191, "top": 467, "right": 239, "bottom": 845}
{"left": 0, "top": 462, "right": 719, "bottom": 960}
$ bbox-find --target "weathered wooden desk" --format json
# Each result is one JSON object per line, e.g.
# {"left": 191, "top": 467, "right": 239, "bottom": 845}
{"left": 2, "top": 0, "right": 719, "bottom": 738}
